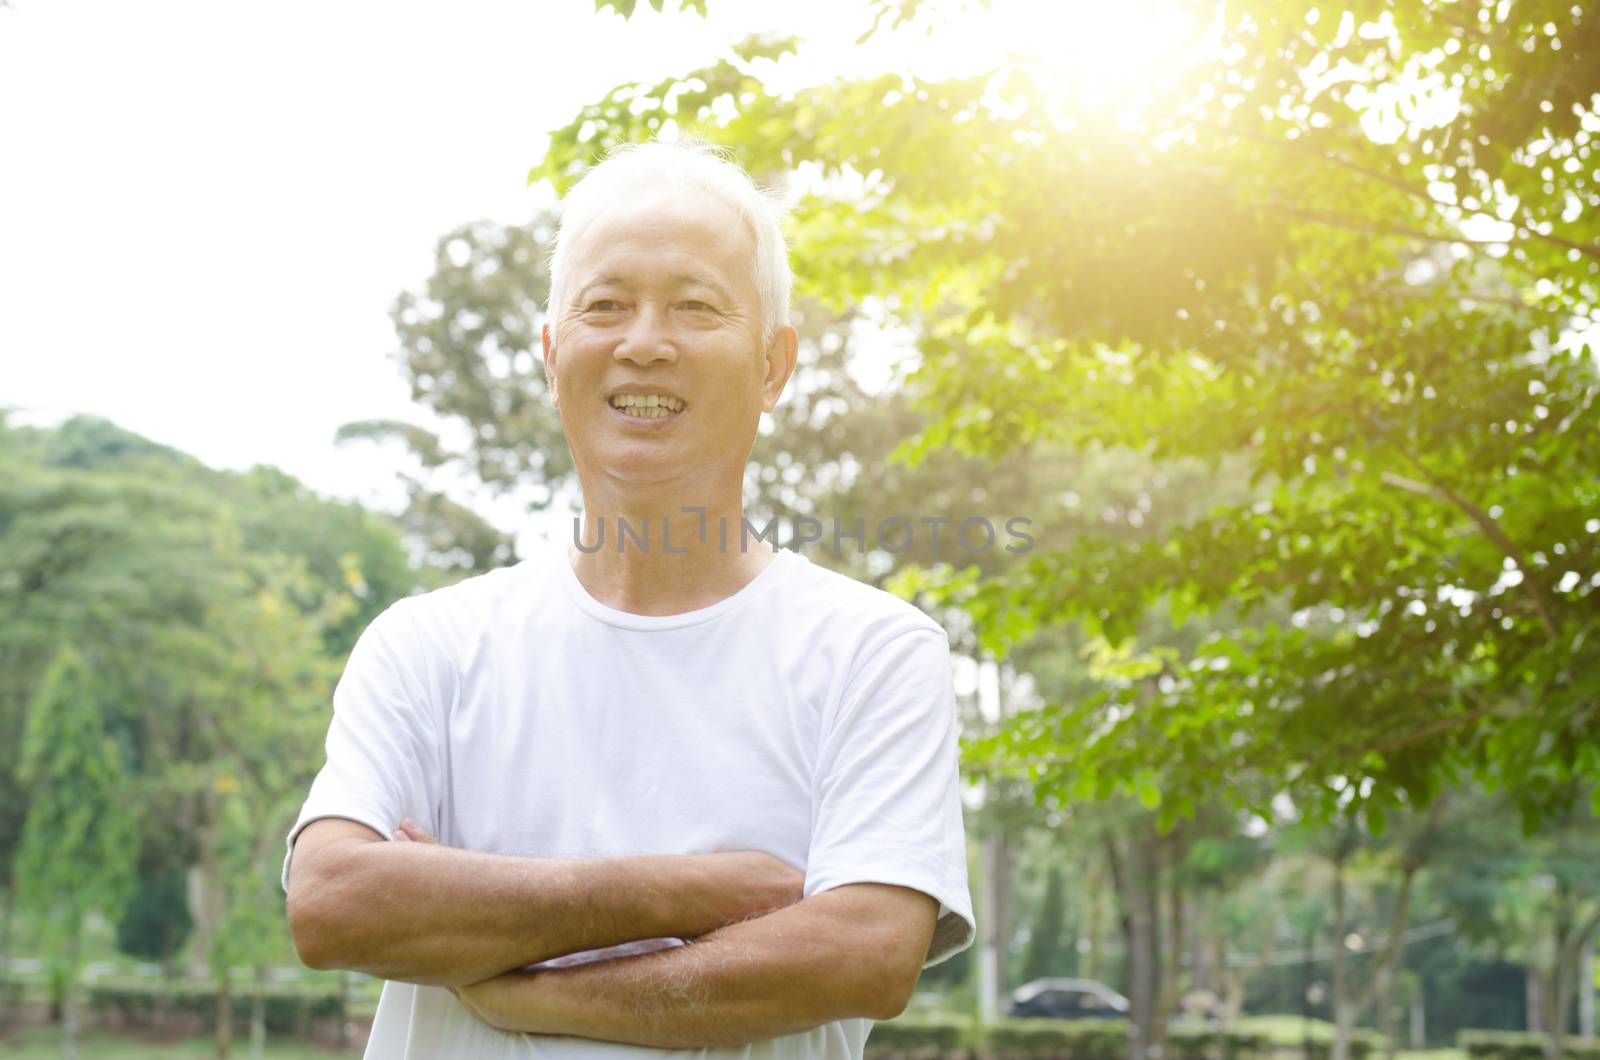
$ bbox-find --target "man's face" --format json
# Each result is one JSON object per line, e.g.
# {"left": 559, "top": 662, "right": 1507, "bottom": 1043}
{"left": 543, "top": 188, "right": 796, "bottom": 494}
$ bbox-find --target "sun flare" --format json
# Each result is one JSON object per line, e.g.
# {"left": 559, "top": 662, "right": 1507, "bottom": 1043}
{"left": 910, "top": 0, "right": 1223, "bottom": 114}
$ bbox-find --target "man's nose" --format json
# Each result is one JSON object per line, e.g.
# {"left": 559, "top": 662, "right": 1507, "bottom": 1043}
{"left": 614, "top": 303, "right": 677, "bottom": 366}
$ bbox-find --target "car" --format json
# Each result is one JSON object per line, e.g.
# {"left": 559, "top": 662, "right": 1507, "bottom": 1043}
{"left": 1007, "top": 977, "right": 1132, "bottom": 1020}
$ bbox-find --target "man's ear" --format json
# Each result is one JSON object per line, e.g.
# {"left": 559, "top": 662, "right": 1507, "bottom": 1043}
{"left": 542, "top": 322, "right": 559, "bottom": 410}
{"left": 760, "top": 325, "right": 799, "bottom": 413}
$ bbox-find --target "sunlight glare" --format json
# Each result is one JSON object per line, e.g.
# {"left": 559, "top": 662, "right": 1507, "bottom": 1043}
{"left": 923, "top": 0, "right": 1220, "bottom": 112}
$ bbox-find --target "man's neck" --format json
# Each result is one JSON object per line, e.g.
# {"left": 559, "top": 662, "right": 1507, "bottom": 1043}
{"left": 566, "top": 502, "right": 778, "bottom": 617}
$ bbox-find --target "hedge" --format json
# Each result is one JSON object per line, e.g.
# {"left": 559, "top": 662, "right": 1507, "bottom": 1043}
{"left": 983, "top": 1018, "right": 1131, "bottom": 1060}
{"left": 1460, "top": 1031, "right": 1600, "bottom": 1060}
{"left": 1168, "top": 1025, "right": 1272, "bottom": 1060}
{"left": 1301, "top": 1030, "right": 1388, "bottom": 1060}
{"left": 87, "top": 982, "right": 346, "bottom": 1034}
{"left": 0, "top": 979, "right": 22, "bottom": 1029}
{"left": 866, "top": 1014, "right": 970, "bottom": 1058}
{"left": 863, "top": 1017, "right": 1299, "bottom": 1060}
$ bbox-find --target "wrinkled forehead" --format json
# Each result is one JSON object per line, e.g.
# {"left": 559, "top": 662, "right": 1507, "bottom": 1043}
{"left": 564, "top": 186, "right": 758, "bottom": 288}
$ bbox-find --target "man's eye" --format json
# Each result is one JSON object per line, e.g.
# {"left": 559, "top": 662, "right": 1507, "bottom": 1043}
{"left": 680, "top": 301, "right": 716, "bottom": 312}
{"left": 587, "top": 300, "right": 625, "bottom": 312}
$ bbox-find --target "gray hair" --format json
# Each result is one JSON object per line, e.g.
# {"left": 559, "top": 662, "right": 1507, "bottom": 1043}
{"left": 545, "top": 141, "right": 793, "bottom": 346}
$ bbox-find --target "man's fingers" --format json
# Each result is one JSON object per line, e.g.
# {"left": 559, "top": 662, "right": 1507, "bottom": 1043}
{"left": 398, "top": 817, "right": 439, "bottom": 843}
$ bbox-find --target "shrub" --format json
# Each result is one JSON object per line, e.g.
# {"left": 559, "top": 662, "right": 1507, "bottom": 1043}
{"left": 1460, "top": 1030, "right": 1600, "bottom": 1060}
{"left": 984, "top": 1018, "right": 1131, "bottom": 1060}
{"left": 1301, "top": 1030, "right": 1387, "bottom": 1060}
{"left": 1168, "top": 1025, "right": 1272, "bottom": 1060}
{"left": 867, "top": 1014, "right": 970, "bottom": 1058}
{"left": 86, "top": 982, "right": 345, "bottom": 1035}
{"left": 0, "top": 979, "right": 23, "bottom": 1030}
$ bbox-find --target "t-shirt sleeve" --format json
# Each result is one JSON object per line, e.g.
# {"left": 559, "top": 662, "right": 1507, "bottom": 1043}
{"left": 280, "top": 599, "right": 443, "bottom": 892}
{"left": 804, "top": 624, "right": 976, "bottom": 968}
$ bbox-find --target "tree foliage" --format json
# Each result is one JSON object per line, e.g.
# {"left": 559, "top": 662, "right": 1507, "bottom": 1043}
{"left": 0, "top": 414, "right": 422, "bottom": 1030}
{"left": 535, "top": 0, "right": 1600, "bottom": 831}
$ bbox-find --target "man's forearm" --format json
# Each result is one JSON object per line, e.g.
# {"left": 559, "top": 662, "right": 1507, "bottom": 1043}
{"left": 289, "top": 828, "right": 785, "bottom": 988}
{"left": 454, "top": 885, "right": 934, "bottom": 1048}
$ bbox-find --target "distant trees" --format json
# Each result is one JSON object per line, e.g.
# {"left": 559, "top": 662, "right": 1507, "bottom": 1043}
{"left": 0, "top": 412, "right": 445, "bottom": 1055}
{"left": 16, "top": 645, "right": 136, "bottom": 1060}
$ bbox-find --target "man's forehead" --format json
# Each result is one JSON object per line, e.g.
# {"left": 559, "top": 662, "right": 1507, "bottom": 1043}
{"left": 569, "top": 189, "right": 751, "bottom": 255}
{"left": 565, "top": 191, "right": 758, "bottom": 296}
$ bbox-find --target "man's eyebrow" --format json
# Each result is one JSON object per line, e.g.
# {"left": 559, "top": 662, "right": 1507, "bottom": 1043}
{"left": 572, "top": 275, "right": 624, "bottom": 303}
{"left": 573, "top": 273, "right": 734, "bottom": 301}
{"left": 669, "top": 273, "right": 734, "bottom": 301}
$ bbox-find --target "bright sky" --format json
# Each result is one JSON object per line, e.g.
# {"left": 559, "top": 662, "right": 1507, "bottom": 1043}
{"left": 0, "top": 0, "right": 1228, "bottom": 552}
{"left": 0, "top": 1, "right": 857, "bottom": 547}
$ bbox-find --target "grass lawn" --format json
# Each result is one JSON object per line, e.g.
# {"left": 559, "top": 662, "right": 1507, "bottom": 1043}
{"left": 1230, "top": 1015, "right": 1464, "bottom": 1060}
{"left": 0, "top": 1026, "right": 356, "bottom": 1059}
{"left": 1234, "top": 1014, "right": 1342, "bottom": 1043}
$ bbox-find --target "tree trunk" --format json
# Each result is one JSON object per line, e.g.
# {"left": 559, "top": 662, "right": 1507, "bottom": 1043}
{"left": 249, "top": 965, "right": 267, "bottom": 1060}
{"left": 994, "top": 826, "right": 1013, "bottom": 1003}
{"left": 1410, "top": 984, "right": 1426, "bottom": 1049}
{"left": 1192, "top": 899, "right": 1212, "bottom": 999}
{"left": 0, "top": 880, "right": 12, "bottom": 978}
{"left": 1109, "top": 829, "right": 1164, "bottom": 1060}
{"left": 1551, "top": 953, "right": 1572, "bottom": 1060}
{"left": 1135, "top": 835, "right": 1165, "bottom": 1060}
{"left": 63, "top": 928, "right": 81, "bottom": 1060}
{"left": 1528, "top": 965, "right": 1545, "bottom": 1033}
{"left": 159, "top": 957, "right": 179, "bottom": 1033}
{"left": 1580, "top": 934, "right": 1595, "bottom": 1041}
{"left": 0, "top": 881, "right": 13, "bottom": 1031}
{"left": 1548, "top": 905, "right": 1600, "bottom": 1060}
{"left": 215, "top": 970, "right": 233, "bottom": 1059}
{"left": 1221, "top": 912, "right": 1275, "bottom": 1025}
{"left": 1371, "top": 868, "right": 1418, "bottom": 1060}
{"left": 1218, "top": 923, "right": 1244, "bottom": 1023}
{"left": 977, "top": 828, "right": 1013, "bottom": 1023}
{"left": 1330, "top": 854, "right": 1352, "bottom": 1060}
{"left": 1160, "top": 864, "right": 1187, "bottom": 1026}
{"left": 1083, "top": 864, "right": 1104, "bottom": 983}
{"left": 193, "top": 786, "right": 224, "bottom": 979}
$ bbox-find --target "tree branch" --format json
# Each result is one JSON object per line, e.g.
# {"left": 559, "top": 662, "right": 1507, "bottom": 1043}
{"left": 1270, "top": 205, "right": 1505, "bottom": 248}
{"left": 1241, "top": 133, "right": 1600, "bottom": 264}
{"left": 1373, "top": 284, "right": 1600, "bottom": 329}
{"left": 1355, "top": 699, "right": 1509, "bottom": 759}
{"left": 1378, "top": 468, "right": 1561, "bottom": 641}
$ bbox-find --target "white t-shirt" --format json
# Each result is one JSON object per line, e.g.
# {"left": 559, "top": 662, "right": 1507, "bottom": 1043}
{"left": 283, "top": 543, "right": 976, "bottom": 1059}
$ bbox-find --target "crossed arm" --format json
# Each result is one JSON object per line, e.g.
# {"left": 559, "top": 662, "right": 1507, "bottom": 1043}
{"left": 285, "top": 817, "right": 938, "bottom": 1048}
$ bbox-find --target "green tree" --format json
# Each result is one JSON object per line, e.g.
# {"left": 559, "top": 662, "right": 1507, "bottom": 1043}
{"left": 537, "top": 0, "right": 1599, "bottom": 821}
{"left": 533, "top": 5, "right": 1600, "bottom": 1053}
{"left": 0, "top": 414, "right": 420, "bottom": 1049}
{"left": 115, "top": 868, "right": 193, "bottom": 969}
{"left": 15, "top": 644, "right": 137, "bottom": 1060}
{"left": 1019, "top": 864, "right": 1072, "bottom": 984}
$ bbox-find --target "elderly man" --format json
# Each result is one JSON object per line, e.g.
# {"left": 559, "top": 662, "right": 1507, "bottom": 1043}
{"left": 283, "top": 141, "right": 975, "bottom": 1058}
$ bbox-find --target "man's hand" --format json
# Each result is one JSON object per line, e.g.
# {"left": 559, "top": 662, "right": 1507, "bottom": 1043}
{"left": 392, "top": 818, "right": 438, "bottom": 844}
{"left": 444, "top": 883, "right": 939, "bottom": 1048}
{"left": 450, "top": 973, "right": 542, "bottom": 1032}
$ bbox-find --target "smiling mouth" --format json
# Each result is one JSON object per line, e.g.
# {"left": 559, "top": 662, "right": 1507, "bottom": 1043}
{"left": 608, "top": 394, "right": 686, "bottom": 420}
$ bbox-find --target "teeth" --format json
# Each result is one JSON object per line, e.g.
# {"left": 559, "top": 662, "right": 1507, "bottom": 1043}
{"left": 610, "top": 394, "right": 684, "bottom": 414}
